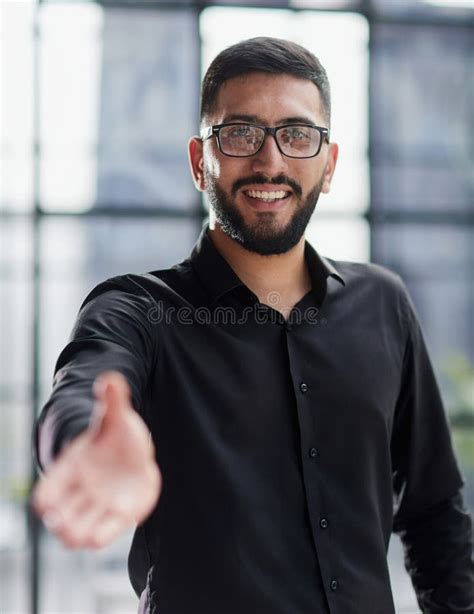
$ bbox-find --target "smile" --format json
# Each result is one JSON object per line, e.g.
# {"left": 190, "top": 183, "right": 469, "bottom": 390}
{"left": 243, "top": 189, "right": 291, "bottom": 202}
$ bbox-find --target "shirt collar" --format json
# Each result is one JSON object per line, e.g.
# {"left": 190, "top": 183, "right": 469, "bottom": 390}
{"left": 189, "top": 221, "right": 345, "bottom": 307}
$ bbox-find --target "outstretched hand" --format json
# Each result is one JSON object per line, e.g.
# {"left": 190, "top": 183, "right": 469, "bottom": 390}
{"left": 32, "top": 371, "right": 161, "bottom": 549}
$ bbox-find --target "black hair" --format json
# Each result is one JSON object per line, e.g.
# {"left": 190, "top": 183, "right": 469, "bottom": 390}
{"left": 200, "top": 36, "right": 331, "bottom": 126}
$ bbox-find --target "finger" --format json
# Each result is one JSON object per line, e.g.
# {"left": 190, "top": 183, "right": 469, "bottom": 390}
{"left": 113, "top": 477, "right": 161, "bottom": 525}
{"left": 32, "top": 462, "right": 80, "bottom": 516}
{"left": 93, "top": 370, "right": 131, "bottom": 408}
{"left": 37, "top": 490, "right": 89, "bottom": 539}
{"left": 49, "top": 491, "right": 93, "bottom": 533}
{"left": 60, "top": 502, "right": 108, "bottom": 549}
{"left": 92, "top": 371, "right": 132, "bottom": 435}
{"left": 87, "top": 513, "right": 131, "bottom": 549}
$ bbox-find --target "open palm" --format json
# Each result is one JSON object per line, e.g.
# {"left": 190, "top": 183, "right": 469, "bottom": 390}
{"left": 32, "top": 371, "right": 161, "bottom": 549}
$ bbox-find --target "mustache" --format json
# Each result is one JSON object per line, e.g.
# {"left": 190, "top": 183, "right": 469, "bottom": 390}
{"left": 232, "top": 174, "right": 302, "bottom": 199}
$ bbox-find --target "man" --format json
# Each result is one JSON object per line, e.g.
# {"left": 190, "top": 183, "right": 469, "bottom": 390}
{"left": 33, "top": 37, "right": 473, "bottom": 613}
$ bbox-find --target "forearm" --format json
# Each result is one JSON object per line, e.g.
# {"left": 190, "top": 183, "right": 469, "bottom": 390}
{"left": 395, "top": 490, "right": 474, "bottom": 613}
{"left": 34, "top": 279, "right": 158, "bottom": 471}
{"left": 32, "top": 371, "right": 161, "bottom": 550}
{"left": 35, "top": 340, "right": 150, "bottom": 470}
{"left": 36, "top": 401, "right": 90, "bottom": 472}
{"left": 35, "top": 367, "right": 95, "bottom": 470}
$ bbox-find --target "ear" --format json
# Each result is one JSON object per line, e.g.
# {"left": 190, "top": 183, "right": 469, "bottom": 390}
{"left": 188, "top": 136, "right": 206, "bottom": 192}
{"left": 321, "top": 142, "right": 339, "bottom": 194}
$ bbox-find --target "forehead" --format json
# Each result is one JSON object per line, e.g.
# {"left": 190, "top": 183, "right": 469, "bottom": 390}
{"left": 212, "top": 72, "right": 324, "bottom": 125}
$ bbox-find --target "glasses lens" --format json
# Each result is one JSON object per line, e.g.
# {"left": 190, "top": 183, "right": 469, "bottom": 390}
{"left": 276, "top": 125, "right": 321, "bottom": 158}
{"left": 219, "top": 124, "right": 264, "bottom": 156}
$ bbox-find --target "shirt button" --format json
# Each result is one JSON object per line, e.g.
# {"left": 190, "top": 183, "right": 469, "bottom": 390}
{"left": 285, "top": 321, "right": 293, "bottom": 331}
{"left": 320, "top": 518, "right": 328, "bottom": 529}
{"left": 308, "top": 447, "right": 318, "bottom": 459}
{"left": 299, "top": 382, "right": 308, "bottom": 393}
{"left": 330, "top": 579, "right": 338, "bottom": 591}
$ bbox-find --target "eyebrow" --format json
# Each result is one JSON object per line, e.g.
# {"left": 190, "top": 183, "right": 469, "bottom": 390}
{"left": 221, "top": 113, "right": 318, "bottom": 126}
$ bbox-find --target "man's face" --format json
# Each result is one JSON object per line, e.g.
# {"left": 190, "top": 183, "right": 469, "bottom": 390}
{"left": 189, "top": 72, "right": 338, "bottom": 255}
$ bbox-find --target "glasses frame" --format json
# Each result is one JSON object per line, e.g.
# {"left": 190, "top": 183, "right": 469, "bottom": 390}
{"left": 200, "top": 122, "right": 330, "bottom": 159}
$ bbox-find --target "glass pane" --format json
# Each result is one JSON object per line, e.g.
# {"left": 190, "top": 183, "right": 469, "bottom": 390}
{"left": 372, "top": 224, "right": 473, "bottom": 520}
{"left": 409, "top": 278, "right": 472, "bottom": 372}
{"left": 0, "top": 218, "right": 33, "bottom": 275}
{"left": 306, "top": 215, "right": 370, "bottom": 262}
{"left": 0, "top": 398, "right": 30, "bottom": 614}
{"left": 200, "top": 7, "right": 370, "bottom": 214}
{"left": 0, "top": 155, "right": 34, "bottom": 211}
{"left": 38, "top": 3, "right": 102, "bottom": 212}
{"left": 325, "top": 153, "right": 369, "bottom": 213}
{"left": 0, "top": 279, "right": 33, "bottom": 393}
{"left": 38, "top": 4, "right": 103, "bottom": 148}
{"left": 375, "top": 222, "right": 473, "bottom": 609}
{"left": 39, "top": 216, "right": 201, "bottom": 398}
{"left": 372, "top": 224, "right": 472, "bottom": 278}
{"left": 39, "top": 278, "right": 94, "bottom": 402}
{"left": 0, "top": 219, "right": 33, "bottom": 391}
{"left": 40, "top": 529, "right": 138, "bottom": 614}
{"left": 39, "top": 216, "right": 201, "bottom": 278}
{"left": 0, "top": 544, "right": 29, "bottom": 614}
{"left": 421, "top": 0, "right": 474, "bottom": 9}
{"left": 372, "top": 0, "right": 474, "bottom": 17}
{"left": 0, "top": 1, "right": 35, "bottom": 212}
{"left": 387, "top": 535, "right": 419, "bottom": 613}
{"left": 372, "top": 164, "right": 471, "bottom": 211}
{"left": 453, "top": 427, "right": 474, "bottom": 530}
{"left": 40, "top": 154, "right": 100, "bottom": 212}
{"left": 0, "top": 217, "right": 33, "bottom": 612}
{"left": 290, "top": 0, "right": 359, "bottom": 7}
{"left": 371, "top": 23, "right": 473, "bottom": 212}
{"left": 39, "top": 5, "right": 200, "bottom": 212}
{"left": 0, "top": 399, "right": 31, "bottom": 490}
{"left": 206, "top": 0, "right": 288, "bottom": 5}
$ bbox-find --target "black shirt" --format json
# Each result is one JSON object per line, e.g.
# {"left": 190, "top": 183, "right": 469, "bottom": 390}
{"left": 36, "top": 222, "right": 473, "bottom": 614}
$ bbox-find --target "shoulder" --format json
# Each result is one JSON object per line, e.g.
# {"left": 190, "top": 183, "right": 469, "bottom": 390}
{"left": 325, "top": 256, "right": 408, "bottom": 297}
{"left": 80, "top": 260, "right": 196, "bottom": 310}
{"left": 323, "top": 257, "right": 414, "bottom": 339}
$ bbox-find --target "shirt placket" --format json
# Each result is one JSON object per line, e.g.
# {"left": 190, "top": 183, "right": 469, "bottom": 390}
{"left": 283, "top": 319, "right": 341, "bottom": 613}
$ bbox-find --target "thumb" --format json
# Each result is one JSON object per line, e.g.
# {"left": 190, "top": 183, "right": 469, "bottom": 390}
{"left": 91, "top": 371, "right": 132, "bottom": 438}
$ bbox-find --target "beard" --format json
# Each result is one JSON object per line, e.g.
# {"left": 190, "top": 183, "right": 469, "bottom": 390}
{"left": 204, "top": 170, "right": 325, "bottom": 256}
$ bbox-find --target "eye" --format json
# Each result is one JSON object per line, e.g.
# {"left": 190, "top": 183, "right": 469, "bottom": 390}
{"left": 227, "top": 125, "right": 254, "bottom": 138}
{"left": 282, "top": 126, "right": 310, "bottom": 141}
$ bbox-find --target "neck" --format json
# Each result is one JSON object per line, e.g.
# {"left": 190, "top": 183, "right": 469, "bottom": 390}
{"left": 208, "top": 224, "right": 312, "bottom": 314}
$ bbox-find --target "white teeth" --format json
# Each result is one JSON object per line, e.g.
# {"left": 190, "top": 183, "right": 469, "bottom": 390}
{"left": 245, "top": 190, "right": 289, "bottom": 201}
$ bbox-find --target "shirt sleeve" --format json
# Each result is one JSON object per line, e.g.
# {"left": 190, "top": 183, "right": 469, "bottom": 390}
{"left": 34, "top": 275, "right": 159, "bottom": 471}
{"left": 391, "top": 282, "right": 474, "bottom": 612}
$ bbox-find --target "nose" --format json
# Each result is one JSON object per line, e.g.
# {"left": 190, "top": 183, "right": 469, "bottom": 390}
{"left": 250, "top": 133, "right": 289, "bottom": 176}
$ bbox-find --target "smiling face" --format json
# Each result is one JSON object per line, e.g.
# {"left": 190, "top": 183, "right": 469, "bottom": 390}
{"left": 189, "top": 72, "right": 338, "bottom": 255}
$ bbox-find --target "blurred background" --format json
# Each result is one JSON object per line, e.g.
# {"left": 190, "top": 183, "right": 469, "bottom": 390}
{"left": 0, "top": 0, "right": 473, "bottom": 612}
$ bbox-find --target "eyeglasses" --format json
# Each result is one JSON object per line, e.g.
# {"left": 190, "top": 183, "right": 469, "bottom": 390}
{"left": 200, "top": 123, "right": 330, "bottom": 159}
